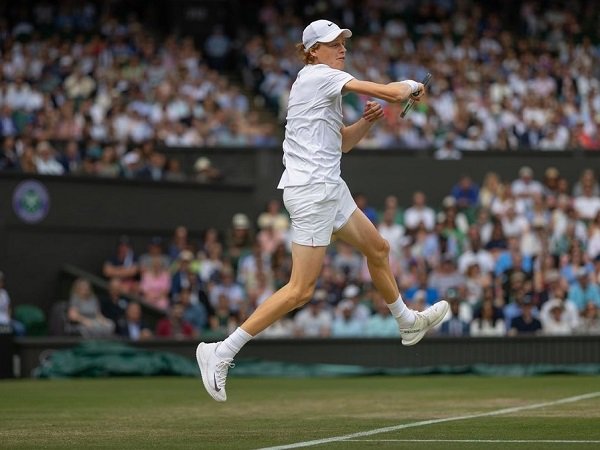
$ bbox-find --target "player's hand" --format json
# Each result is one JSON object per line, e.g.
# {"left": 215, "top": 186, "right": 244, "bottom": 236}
{"left": 411, "top": 83, "right": 426, "bottom": 101}
{"left": 362, "top": 100, "right": 384, "bottom": 123}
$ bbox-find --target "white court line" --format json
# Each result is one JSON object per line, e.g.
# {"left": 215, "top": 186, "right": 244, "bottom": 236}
{"left": 257, "top": 391, "right": 600, "bottom": 450}
{"left": 344, "top": 439, "right": 600, "bottom": 444}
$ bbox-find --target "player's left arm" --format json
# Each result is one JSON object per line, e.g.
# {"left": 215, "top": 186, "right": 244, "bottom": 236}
{"left": 340, "top": 101, "right": 384, "bottom": 153}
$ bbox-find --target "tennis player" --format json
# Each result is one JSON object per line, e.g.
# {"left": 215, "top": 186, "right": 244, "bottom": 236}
{"left": 197, "top": 19, "right": 449, "bottom": 401}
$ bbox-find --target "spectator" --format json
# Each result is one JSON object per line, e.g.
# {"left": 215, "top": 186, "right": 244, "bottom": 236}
{"left": 439, "top": 296, "right": 470, "bottom": 337}
{"left": 0, "top": 271, "right": 25, "bottom": 336}
{"left": 470, "top": 300, "right": 506, "bottom": 337}
{"left": 171, "top": 250, "right": 210, "bottom": 311}
{"left": 156, "top": 303, "right": 197, "bottom": 339}
{"left": 139, "top": 236, "right": 170, "bottom": 274}
{"left": 576, "top": 303, "right": 600, "bottom": 335}
{"left": 331, "top": 300, "right": 364, "bottom": 337}
{"left": 99, "top": 278, "right": 128, "bottom": 330}
{"left": 293, "top": 290, "right": 332, "bottom": 337}
{"left": 178, "top": 287, "right": 209, "bottom": 333}
{"left": 117, "top": 302, "right": 153, "bottom": 341}
{"left": 404, "top": 191, "right": 436, "bottom": 232}
{"left": 208, "top": 266, "right": 245, "bottom": 314}
{"left": 428, "top": 256, "right": 465, "bottom": 299}
{"left": 139, "top": 255, "right": 172, "bottom": 311}
{"left": 451, "top": 175, "right": 480, "bottom": 210}
{"left": 567, "top": 268, "right": 600, "bottom": 312}
{"left": 102, "top": 235, "right": 139, "bottom": 294}
{"left": 434, "top": 135, "right": 462, "bottom": 160}
{"left": 209, "top": 293, "right": 238, "bottom": 336}
{"left": 34, "top": 141, "right": 64, "bottom": 175}
{"left": 541, "top": 303, "right": 572, "bottom": 336}
{"left": 354, "top": 193, "right": 378, "bottom": 225}
{"left": 68, "top": 278, "right": 115, "bottom": 338}
{"left": 508, "top": 295, "right": 542, "bottom": 335}
{"left": 364, "top": 293, "right": 400, "bottom": 337}
{"left": 194, "top": 157, "right": 223, "bottom": 184}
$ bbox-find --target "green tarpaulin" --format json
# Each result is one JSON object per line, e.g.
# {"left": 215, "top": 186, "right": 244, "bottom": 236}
{"left": 34, "top": 341, "right": 600, "bottom": 379}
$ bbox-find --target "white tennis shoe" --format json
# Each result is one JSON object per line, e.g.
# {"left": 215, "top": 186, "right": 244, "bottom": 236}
{"left": 399, "top": 300, "right": 449, "bottom": 346}
{"left": 196, "top": 342, "right": 234, "bottom": 402}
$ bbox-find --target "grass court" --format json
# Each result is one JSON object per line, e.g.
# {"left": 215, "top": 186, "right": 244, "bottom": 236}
{"left": 1, "top": 375, "right": 599, "bottom": 449}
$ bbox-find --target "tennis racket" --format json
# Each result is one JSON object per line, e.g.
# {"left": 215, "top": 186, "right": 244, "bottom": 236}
{"left": 400, "top": 72, "right": 432, "bottom": 118}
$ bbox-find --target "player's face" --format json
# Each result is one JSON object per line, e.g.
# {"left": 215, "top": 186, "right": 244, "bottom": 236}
{"left": 313, "top": 36, "right": 347, "bottom": 70}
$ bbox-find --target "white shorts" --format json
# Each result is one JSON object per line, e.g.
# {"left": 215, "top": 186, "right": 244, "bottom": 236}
{"left": 283, "top": 180, "right": 357, "bottom": 247}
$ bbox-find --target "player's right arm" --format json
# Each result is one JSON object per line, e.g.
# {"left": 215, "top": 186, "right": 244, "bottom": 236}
{"left": 343, "top": 79, "right": 425, "bottom": 103}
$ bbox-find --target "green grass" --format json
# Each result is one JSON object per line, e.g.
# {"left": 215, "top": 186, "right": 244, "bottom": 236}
{"left": 1, "top": 376, "right": 599, "bottom": 449}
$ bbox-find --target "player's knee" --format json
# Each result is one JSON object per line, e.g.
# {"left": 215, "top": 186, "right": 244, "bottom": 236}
{"left": 368, "top": 237, "right": 390, "bottom": 263}
{"left": 287, "top": 285, "right": 315, "bottom": 309}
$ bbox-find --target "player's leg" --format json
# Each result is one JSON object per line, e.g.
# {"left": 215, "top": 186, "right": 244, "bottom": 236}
{"left": 333, "top": 190, "right": 449, "bottom": 346}
{"left": 197, "top": 243, "right": 326, "bottom": 402}
{"left": 240, "top": 243, "right": 327, "bottom": 335}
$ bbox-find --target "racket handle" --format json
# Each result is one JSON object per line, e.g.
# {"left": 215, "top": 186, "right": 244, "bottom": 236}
{"left": 400, "top": 72, "right": 432, "bottom": 118}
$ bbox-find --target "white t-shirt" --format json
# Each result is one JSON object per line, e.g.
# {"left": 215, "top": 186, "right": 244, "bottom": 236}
{"left": 277, "top": 64, "right": 354, "bottom": 188}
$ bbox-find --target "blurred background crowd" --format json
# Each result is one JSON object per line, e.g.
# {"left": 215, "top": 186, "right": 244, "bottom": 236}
{"left": 1, "top": 0, "right": 600, "bottom": 182}
{"left": 1, "top": 0, "right": 600, "bottom": 340}
{"left": 4, "top": 165, "right": 599, "bottom": 339}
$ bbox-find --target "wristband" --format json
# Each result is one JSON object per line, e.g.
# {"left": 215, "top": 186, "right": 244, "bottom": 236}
{"left": 403, "top": 80, "right": 420, "bottom": 94}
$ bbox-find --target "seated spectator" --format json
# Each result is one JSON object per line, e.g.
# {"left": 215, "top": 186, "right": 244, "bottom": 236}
{"left": 102, "top": 235, "right": 139, "bottom": 294}
{"left": 178, "top": 287, "right": 208, "bottom": 333}
{"left": 541, "top": 303, "right": 572, "bottom": 336}
{"left": 508, "top": 296, "right": 542, "bottom": 336}
{"left": 331, "top": 300, "right": 365, "bottom": 337}
{"left": 364, "top": 294, "right": 400, "bottom": 337}
{"left": 567, "top": 268, "right": 600, "bottom": 312}
{"left": 138, "top": 236, "right": 170, "bottom": 274}
{"left": 139, "top": 255, "right": 171, "bottom": 311}
{"left": 209, "top": 266, "right": 245, "bottom": 314}
{"left": 0, "top": 271, "right": 25, "bottom": 336}
{"left": 194, "top": 157, "right": 223, "bottom": 184}
{"left": 451, "top": 174, "right": 480, "bottom": 210}
{"left": 209, "top": 293, "right": 238, "bottom": 336}
{"left": 335, "top": 284, "right": 371, "bottom": 326}
{"left": 167, "top": 226, "right": 190, "bottom": 261}
{"left": 438, "top": 296, "right": 470, "bottom": 337}
{"left": 118, "top": 302, "right": 153, "bottom": 341}
{"left": 404, "top": 191, "right": 436, "bottom": 232}
{"left": 293, "top": 290, "right": 332, "bottom": 337}
{"left": 428, "top": 255, "right": 465, "bottom": 299}
{"left": 540, "top": 291, "right": 580, "bottom": 330}
{"left": 171, "top": 250, "right": 211, "bottom": 311}
{"left": 68, "top": 278, "right": 115, "bottom": 338}
{"left": 34, "top": 141, "right": 65, "bottom": 175}
{"left": 404, "top": 270, "right": 439, "bottom": 306}
{"left": 576, "top": 303, "right": 600, "bottom": 335}
{"left": 100, "top": 278, "right": 128, "bottom": 329}
{"left": 470, "top": 300, "right": 506, "bottom": 337}
{"left": 256, "top": 199, "right": 290, "bottom": 234}
{"left": 156, "top": 303, "right": 197, "bottom": 339}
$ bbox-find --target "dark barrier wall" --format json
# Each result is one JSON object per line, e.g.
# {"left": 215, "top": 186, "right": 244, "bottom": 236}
{"left": 1, "top": 148, "right": 600, "bottom": 310}
{"left": 0, "top": 174, "right": 254, "bottom": 311}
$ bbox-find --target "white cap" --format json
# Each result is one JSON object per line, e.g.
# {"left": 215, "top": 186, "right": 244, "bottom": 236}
{"left": 302, "top": 20, "right": 352, "bottom": 51}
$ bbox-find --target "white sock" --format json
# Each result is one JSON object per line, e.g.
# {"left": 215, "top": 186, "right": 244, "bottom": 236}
{"left": 387, "top": 295, "right": 416, "bottom": 327}
{"left": 215, "top": 327, "right": 253, "bottom": 359}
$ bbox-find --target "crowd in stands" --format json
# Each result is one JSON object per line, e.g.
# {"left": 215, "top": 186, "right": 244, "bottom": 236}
{"left": 241, "top": 0, "right": 600, "bottom": 153}
{"left": 0, "top": 0, "right": 277, "bottom": 180}
{"left": 39, "top": 167, "right": 599, "bottom": 339}
{"left": 1, "top": 0, "right": 600, "bottom": 183}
